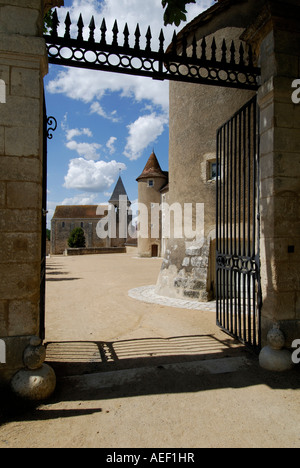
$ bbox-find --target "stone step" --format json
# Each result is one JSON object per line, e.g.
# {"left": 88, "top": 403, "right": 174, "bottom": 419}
{"left": 60, "top": 356, "right": 250, "bottom": 392}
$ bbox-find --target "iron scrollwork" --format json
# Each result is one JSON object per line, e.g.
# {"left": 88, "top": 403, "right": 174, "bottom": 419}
{"left": 47, "top": 116, "right": 57, "bottom": 140}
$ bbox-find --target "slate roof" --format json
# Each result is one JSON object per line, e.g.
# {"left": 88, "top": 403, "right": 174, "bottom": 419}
{"left": 53, "top": 205, "right": 108, "bottom": 219}
{"left": 109, "top": 176, "right": 131, "bottom": 205}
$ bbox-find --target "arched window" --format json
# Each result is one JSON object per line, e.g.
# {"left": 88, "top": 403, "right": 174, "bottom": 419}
{"left": 0, "top": 79, "right": 6, "bottom": 104}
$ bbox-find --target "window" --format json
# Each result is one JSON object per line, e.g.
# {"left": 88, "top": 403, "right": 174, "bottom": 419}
{"left": 148, "top": 180, "right": 154, "bottom": 188}
{"left": 81, "top": 222, "right": 84, "bottom": 228}
{"left": 209, "top": 161, "right": 220, "bottom": 181}
{"left": 62, "top": 222, "right": 65, "bottom": 228}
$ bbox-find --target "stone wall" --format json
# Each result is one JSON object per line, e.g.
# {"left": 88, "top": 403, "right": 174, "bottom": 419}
{"left": 66, "top": 247, "right": 126, "bottom": 256}
{"left": 156, "top": 27, "right": 255, "bottom": 302}
{"left": 51, "top": 218, "right": 108, "bottom": 255}
{"left": 254, "top": 3, "right": 300, "bottom": 346}
{"left": 0, "top": 0, "right": 48, "bottom": 386}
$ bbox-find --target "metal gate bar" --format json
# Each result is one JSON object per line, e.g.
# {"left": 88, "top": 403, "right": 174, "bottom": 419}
{"left": 216, "top": 96, "right": 261, "bottom": 352}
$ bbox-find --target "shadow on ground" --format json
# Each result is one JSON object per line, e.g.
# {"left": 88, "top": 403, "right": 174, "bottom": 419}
{"left": 44, "top": 334, "right": 245, "bottom": 377}
{"left": 0, "top": 334, "right": 299, "bottom": 425}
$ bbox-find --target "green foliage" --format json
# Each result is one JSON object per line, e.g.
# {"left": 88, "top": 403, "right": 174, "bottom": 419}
{"left": 43, "top": 10, "right": 54, "bottom": 34}
{"left": 162, "top": 0, "right": 196, "bottom": 26}
{"left": 46, "top": 229, "right": 51, "bottom": 241}
{"left": 68, "top": 227, "right": 86, "bottom": 249}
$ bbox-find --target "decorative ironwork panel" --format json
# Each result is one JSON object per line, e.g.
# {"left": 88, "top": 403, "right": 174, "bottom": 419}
{"left": 216, "top": 96, "right": 262, "bottom": 352}
{"left": 47, "top": 115, "right": 57, "bottom": 140}
{"left": 44, "top": 10, "right": 260, "bottom": 91}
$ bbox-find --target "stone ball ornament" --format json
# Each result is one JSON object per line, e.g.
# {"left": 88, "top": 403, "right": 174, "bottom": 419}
{"left": 11, "top": 364, "right": 56, "bottom": 401}
{"left": 11, "top": 336, "right": 56, "bottom": 401}
{"left": 259, "top": 324, "right": 293, "bottom": 372}
{"left": 23, "top": 337, "right": 46, "bottom": 370}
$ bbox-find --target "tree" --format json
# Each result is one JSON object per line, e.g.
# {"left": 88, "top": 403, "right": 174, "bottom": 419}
{"left": 162, "top": 0, "right": 197, "bottom": 26}
{"left": 43, "top": 10, "right": 54, "bottom": 34}
{"left": 68, "top": 227, "right": 86, "bottom": 249}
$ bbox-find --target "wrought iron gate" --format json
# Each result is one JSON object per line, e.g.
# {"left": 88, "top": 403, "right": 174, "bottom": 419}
{"left": 216, "top": 96, "right": 262, "bottom": 352}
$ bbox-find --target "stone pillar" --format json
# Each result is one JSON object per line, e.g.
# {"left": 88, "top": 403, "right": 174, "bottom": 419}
{"left": 0, "top": 0, "right": 59, "bottom": 396}
{"left": 250, "top": 1, "right": 300, "bottom": 369}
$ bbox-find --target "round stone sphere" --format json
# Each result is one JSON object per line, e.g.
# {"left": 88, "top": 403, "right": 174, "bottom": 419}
{"left": 259, "top": 346, "right": 293, "bottom": 372}
{"left": 11, "top": 364, "right": 56, "bottom": 401}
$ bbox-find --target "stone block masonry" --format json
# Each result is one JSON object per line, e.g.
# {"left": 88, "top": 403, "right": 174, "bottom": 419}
{"left": 0, "top": 0, "right": 52, "bottom": 390}
{"left": 257, "top": 23, "right": 300, "bottom": 348}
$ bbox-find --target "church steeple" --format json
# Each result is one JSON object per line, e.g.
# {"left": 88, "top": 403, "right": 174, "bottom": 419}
{"left": 109, "top": 175, "right": 131, "bottom": 207}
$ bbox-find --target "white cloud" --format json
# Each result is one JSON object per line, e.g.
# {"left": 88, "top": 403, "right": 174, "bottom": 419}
{"left": 90, "top": 102, "right": 120, "bottom": 122}
{"left": 64, "top": 157, "right": 126, "bottom": 192}
{"left": 66, "top": 128, "right": 93, "bottom": 141}
{"left": 66, "top": 140, "right": 102, "bottom": 161}
{"left": 61, "top": 115, "right": 102, "bottom": 160}
{"left": 61, "top": 193, "right": 99, "bottom": 206}
{"left": 106, "top": 136, "right": 117, "bottom": 154}
{"left": 47, "top": 67, "right": 169, "bottom": 113}
{"left": 124, "top": 112, "right": 168, "bottom": 161}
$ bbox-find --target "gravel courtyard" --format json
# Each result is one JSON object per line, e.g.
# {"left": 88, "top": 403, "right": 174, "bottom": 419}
{"left": 0, "top": 253, "right": 299, "bottom": 449}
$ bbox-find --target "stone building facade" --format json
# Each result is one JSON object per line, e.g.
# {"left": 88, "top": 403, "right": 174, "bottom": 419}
{"left": 155, "top": 0, "right": 300, "bottom": 357}
{"left": 51, "top": 176, "right": 132, "bottom": 254}
{"left": 51, "top": 205, "right": 108, "bottom": 254}
{"left": 156, "top": 22, "right": 255, "bottom": 302}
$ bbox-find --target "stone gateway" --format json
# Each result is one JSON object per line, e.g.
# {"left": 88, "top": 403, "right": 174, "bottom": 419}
{"left": 0, "top": 0, "right": 299, "bottom": 396}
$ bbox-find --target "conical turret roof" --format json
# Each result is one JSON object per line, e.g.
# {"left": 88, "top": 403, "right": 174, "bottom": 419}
{"left": 136, "top": 151, "right": 168, "bottom": 181}
{"left": 109, "top": 176, "right": 130, "bottom": 205}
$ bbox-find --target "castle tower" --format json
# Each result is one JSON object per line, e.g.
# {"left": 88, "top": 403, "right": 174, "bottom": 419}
{"left": 109, "top": 175, "right": 131, "bottom": 209}
{"left": 136, "top": 151, "right": 168, "bottom": 257}
{"left": 109, "top": 175, "right": 132, "bottom": 248}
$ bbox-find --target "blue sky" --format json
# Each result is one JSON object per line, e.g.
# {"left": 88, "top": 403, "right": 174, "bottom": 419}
{"left": 45, "top": 0, "right": 214, "bottom": 228}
